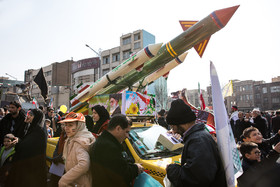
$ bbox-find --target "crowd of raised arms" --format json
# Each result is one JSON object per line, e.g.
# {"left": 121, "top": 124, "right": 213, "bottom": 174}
{"left": 0, "top": 101, "right": 279, "bottom": 187}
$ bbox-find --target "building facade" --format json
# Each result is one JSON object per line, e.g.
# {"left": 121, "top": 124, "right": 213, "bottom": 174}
{"left": 254, "top": 81, "right": 280, "bottom": 111}
{"left": 100, "top": 29, "right": 155, "bottom": 77}
{"left": 71, "top": 57, "right": 100, "bottom": 94}
{"left": 0, "top": 77, "right": 24, "bottom": 107}
{"left": 207, "top": 79, "right": 280, "bottom": 112}
{"left": 25, "top": 60, "right": 72, "bottom": 109}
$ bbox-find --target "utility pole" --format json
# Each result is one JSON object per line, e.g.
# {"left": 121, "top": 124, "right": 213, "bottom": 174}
{"left": 5, "top": 73, "right": 18, "bottom": 80}
{"left": 85, "top": 44, "right": 101, "bottom": 79}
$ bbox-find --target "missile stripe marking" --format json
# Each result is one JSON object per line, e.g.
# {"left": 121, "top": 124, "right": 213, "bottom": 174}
{"left": 210, "top": 12, "right": 224, "bottom": 29}
{"left": 175, "top": 57, "right": 183, "bottom": 64}
{"left": 199, "top": 40, "right": 208, "bottom": 56}
{"left": 144, "top": 46, "right": 154, "bottom": 58}
{"left": 179, "top": 21, "right": 198, "bottom": 31}
{"left": 166, "top": 43, "right": 175, "bottom": 57}
{"left": 198, "top": 43, "right": 202, "bottom": 51}
{"left": 168, "top": 42, "right": 177, "bottom": 56}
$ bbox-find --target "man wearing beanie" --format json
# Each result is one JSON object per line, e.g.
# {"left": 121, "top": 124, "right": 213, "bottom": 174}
{"left": 165, "top": 99, "right": 226, "bottom": 187}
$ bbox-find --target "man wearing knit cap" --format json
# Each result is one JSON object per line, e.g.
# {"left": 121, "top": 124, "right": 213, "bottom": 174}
{"left": 165, "top": 99, "right": 226, "bottom": 187}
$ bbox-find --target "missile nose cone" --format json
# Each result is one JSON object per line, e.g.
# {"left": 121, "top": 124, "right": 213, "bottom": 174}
{"left": 147, "top": 43, "right": 163, "bottom": 57}
{"left": 178, "top": 52, "right": 188, "bottom": 62}
{"left": 212, "top": 5, "right": 239, "bottom": 28}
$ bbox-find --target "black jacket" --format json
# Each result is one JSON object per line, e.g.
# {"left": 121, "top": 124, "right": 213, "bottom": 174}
{"left": 157, "top": 117, "right": 169, "bottom": 129}
{"left": 90, "top": 130, "right": 138, "bottom": 187}
{"left": 238, "top": 150, "right": 280, "bottom": 187}
{"left": 253, "top": 115, "right": 268, "bottom": 138}
{"left": 166, "top": 123, "right": 226, "bottom": 187}
{"left": 235, "top": 119, "right": 252, "bottom": 141}
{"left": 6, "top": 109, "right": 47, "bottom": 187}
{"left": 272, "top": 115, "right": 280, "bottom": 134}
{"left": 0, "top": 110, "right": 27, "bottom": 146}
{"left": 258, "top": 133, "right": 280, "bottom": 161}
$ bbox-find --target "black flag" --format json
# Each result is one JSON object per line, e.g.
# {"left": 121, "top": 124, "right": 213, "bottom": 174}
{"left": 34, "top": 68, "right": 48, "bottom": 101}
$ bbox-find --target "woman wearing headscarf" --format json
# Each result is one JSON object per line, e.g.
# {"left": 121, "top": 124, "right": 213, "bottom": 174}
{"left": 91, "top": 105, "right": 110, "bottom": 138}
{"left": 58, "top": 112, "right": 95, "bottom": 187}
{"left": 6, "top": 109, "right": 48, "bottom": 187}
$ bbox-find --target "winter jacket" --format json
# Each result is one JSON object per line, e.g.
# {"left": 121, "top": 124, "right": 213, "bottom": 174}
{"left": 234, "top": 119, "right": 252, "bottom": 141}
{"left": 0, "top": 146, "right": 15, "bottom": 185}
{"left": 90, "top": 130, "right": 139, "bottom": 187}
{"left": 166, "top": 123, "right": 227, "bottom": 187}
{"left": 253, "top": 115, "right": 268, "bottom": 138}
{"left": 59, "top": 128, "right": 95, "bottom": 187}
{"left": 272, "top": 115, "right": 280, "bottom": 134}
{"left": 6, "top": 109, "right": 48, "bottom": 187}
{"left": 0, "top": 110, "right": 27, "bottom": 146}
{"left": 258, "top": 133, "right": 280, "bottom": 161}
{"left": 238, "top": 149, "right": 280, "bottom": 187}
{"left": 157, "top": 117, "right": 169, "bottom": 129}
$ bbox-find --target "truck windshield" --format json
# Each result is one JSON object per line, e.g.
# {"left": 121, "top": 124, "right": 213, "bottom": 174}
{"left": 128, "top": 125, "right": 182, "bottom": 159}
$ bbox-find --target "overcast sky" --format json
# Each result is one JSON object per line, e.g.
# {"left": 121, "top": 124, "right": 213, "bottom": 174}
{"left": 1, "top": 0, "right": 279, "bottom": 94}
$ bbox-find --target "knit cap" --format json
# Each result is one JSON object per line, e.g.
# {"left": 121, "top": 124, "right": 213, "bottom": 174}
{"left": 166, "top": 99, "right": 196, "bottom": 125}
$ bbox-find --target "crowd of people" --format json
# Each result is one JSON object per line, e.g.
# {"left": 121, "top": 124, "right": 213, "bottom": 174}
{"left": 0, "top": 100, "right": 279, "bottom": 187}
{"left": 0, "top": 102, "right": 143, "bottom": 187}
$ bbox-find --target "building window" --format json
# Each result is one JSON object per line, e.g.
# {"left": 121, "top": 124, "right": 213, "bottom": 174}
{"left": 236, "top": 86, "right": 239, "bottom": 92}
{"left": 103, "top": 56, "right": 110, "bottom": 64}
{"left": 123, "top": 37, "right": 131, "bottom": 45}
{"left": 262, "top": 87, "right": 267, "bottom": 94}
{"left": 272, "top": 97, "right": 280, "bottom": 103}
{"left": 134, "top": 33, "right": 140, "bottom": 41}
{"left": 255, "top": 85, "right": 261, "bottom": 90}
{"left": 271, "top": 86, "right": 280, "bottom": 93}
{"left": 250, "top": 94, "right": 253, "bottom": 100}
{"left": 256, "top": 93, "right": 261, "bottom": 99}
{"left": 264, "top": 97, "right": 268, "bottom": 103}
{"left": 45, "top": 71, "right": 52, "bottom": 77}
{"left": 123, "top": 50, "right": 131, "bottom": 60}
{"left": 112, "top": 53, "right": 120, "bottom": 62}
{"left": 102, "top": 68, "right": 109, "bottom": 76}
{"left": 78, "top": 75, "right": 90, "bottom": 83}
{"left": 244, "top": 85, "right": 251, "bottom": 91}
{"left": 134, "top": 42, "right": 141, "bottom": 49}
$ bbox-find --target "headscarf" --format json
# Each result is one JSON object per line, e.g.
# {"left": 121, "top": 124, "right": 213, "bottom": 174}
{"left": 26, "top": 109, "right": 45, "bottom": 134}
{"left": 91, "top": 105, "right": 110, "bottom": 133}
{"left": 63, "top": 121, "right": 94, "bottom": 161}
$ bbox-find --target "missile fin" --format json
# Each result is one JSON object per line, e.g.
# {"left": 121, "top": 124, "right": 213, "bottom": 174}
{"left": 179, "top": 21, "right": 198, "bottom": 31}
{"left": 194, "top": 36, "right": 211, "bottom": 58}
{"left": 135, "top": 64, "right": 144, "bottom": 72}
{"left": 163, "top": 72, "right": 170, "bottom": 79}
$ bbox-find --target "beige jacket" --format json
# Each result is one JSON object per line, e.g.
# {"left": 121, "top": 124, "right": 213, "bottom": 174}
{"left": 59, "top": 124, "right": 95, "bottom": 187}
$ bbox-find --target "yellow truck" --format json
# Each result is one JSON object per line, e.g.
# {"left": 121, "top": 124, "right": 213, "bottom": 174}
{"left": 46, "top": 121, "right": 182, "bottom": 185}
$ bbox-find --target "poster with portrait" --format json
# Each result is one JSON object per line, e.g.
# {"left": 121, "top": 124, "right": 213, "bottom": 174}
{"left": 88, "top": 93, "right": 122, "bottom": 116}
{"left": 122, "top": 91, "right": 156, "bottom": 116}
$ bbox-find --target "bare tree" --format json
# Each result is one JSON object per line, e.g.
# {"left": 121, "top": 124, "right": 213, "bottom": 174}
{"left": 154, "top": 77, "right": 168, "bottom": 111}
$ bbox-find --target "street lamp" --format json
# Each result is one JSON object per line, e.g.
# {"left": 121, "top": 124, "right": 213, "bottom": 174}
{"left": 85, "top": 44, "right": 101, "bottom": 79}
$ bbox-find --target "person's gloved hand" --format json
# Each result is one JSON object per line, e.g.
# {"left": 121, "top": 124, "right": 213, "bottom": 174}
{"left": 52, "top": 155, "right": 63, "bottom": 165}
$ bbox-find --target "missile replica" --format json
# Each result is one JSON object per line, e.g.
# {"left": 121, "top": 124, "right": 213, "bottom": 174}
{"left": 97, "top": 5, "right": 239, "bottom": 95}
{"left": 132, "top": 52, "right": 188, "bottom": 92}
{"left": 70, "top": 5, "right": 239, "bottom": 112}
{"left": 71, "top": 43, "right": 162, "bottom": 104}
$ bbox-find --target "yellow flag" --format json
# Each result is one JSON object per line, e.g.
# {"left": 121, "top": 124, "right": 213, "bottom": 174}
{"left": 222, "top": 80, "right": 233, "bottom": 98}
